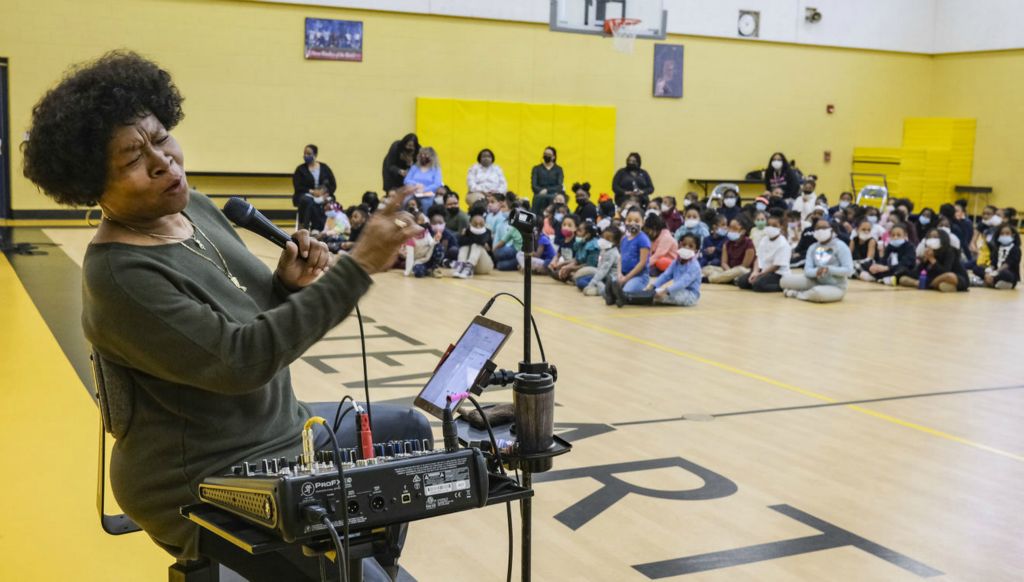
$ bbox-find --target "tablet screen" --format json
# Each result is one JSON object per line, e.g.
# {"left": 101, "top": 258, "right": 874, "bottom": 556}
{"left": 415, "top": 316, "right": 512, "bottom": 419}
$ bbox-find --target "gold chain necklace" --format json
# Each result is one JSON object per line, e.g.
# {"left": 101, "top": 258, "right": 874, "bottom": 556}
{"left": 104, "top": 216, "right": 247, "bottom": 292}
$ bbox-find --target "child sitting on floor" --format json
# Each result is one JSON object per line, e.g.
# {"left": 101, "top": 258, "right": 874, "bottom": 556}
{"left": 644, "top": 234, "right": 702, "bottom": 307}
{"left": 603, "top": 207, "right": 651, "bottom": 307}
{"left": 983, "top": 224, "right": 1020, "bottom": 289}
{"left": 645, "top": 213, "right": 678, "bottom": 277}
{"left": 557, "top": 221, "right": 600, "bottom": 283}
{"left": 547, "top": 214, "right": 579, "bottom": 279}
{"left": 402, "top": 212, "right": 438, "bottom": 278}
{"left": 863, "top": 223, "right": 916, "bottom": 286}
{"left": 453, "top": 212, "right": 493, "bottom": 278}
{"left": 705, "top": 217, "right": 756, "bottom": 284}
{"left": 581, "top": 227, "right": 621, "bottom": 296}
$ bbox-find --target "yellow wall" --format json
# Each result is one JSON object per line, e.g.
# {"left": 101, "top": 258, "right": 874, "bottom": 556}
{"left": 931, "top": 50, "right": 1024, "bottom": 209}
{"left": 4, "top": 0, "right": 936, "bottom": 212}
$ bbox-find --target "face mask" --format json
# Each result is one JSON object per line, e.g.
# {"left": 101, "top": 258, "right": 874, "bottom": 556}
{"left": 597, "top": 238, "right": 613, "bottom": 251}
{"left": 683, "top": 199, "right": 694, "bottom": 208}
{"left": 434, "top": 195, "right": 444, "bottom": 207}
{"left": 684, "top": 218, "right": 699, "bottom": 228}
{"left": 578, "top": 197, "right": 589, "bottom": 206}
{"left": 470, "top": 226, "right": 487, "bottom": 235}
{"left": 839, "top": 201, "right": 850, "bottom": 208}
{"left": 998, "top": 235, "right": 1014, "bottom": 246}
{"left": 925, "top": 238, "right": 941, "bottom": 250}
{"left": 765, "top": 226, "right": 781, "bottom": 239}
{"left": 867, "top": 215, "right": 879, "bottom": 224}
{"left": 716, "top": 228, "right": 728, "bottom": 237}
{"left": 803, "top": 192, "right": 814, "bottom": 199}
{"left": 755, "top": 202, "right": 767, "bottom": 211}
{"left": 646, "top": 209, "right": 659, "bottom": 218}
{"left": 754, "top": 219, "right": 767, "bottom": 229}
{"left": 447, "top": 206, "right": 459, "bottom": 216}
{"left": 858, "top": 232, "right": 872, "bottom": 241}
{"left": 771, "top": 160, "right": 783, "bottom": 170}
{"left": 543, "top": 154, "right": 553, "bottom": 163}
{"left": 988, "top": 215, "right": 1003, "bottom": 227}
{"left": 552, "top": 213, "right": 564, "bottom": 223}
{"left": 661, "top": 204, "right": 671, "bottom": 213}
{"left": 431, "top": 224, "right": 445, "bottom": 234}
{"left": 303, "top": 155, "right": 314, "bottom": 164}
{"left": 626, "top": 224, "right": 640, "bottom": 235}
{"left": 919, "top": 216, "right": 931, "bottom": 225}
{"left": 561, "top": 227, "right": 574, "bottom": 239}
{"left": 627, "top": 162, "right": 639, "bottom": 170}
{"left": 890, "top": 238, "right": 906, "bottom": 247}
{"left": 678, "top": 247, "right": 696, "bottom": 261}
{"left": 724, "top": 198, "right": 737, "bottom": 208}
{"left": 939, "top": 226, "right": 951, "bottom": 234}
{"left": 726, "top": 231, "right": 741, "bottom": 241}
{"left": 813, "top": 229, "right": 833, "bottom": 242}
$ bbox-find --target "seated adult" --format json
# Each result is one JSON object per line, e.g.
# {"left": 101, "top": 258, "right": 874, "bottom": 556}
{"left": 22, "top": 51, "right": 431, "bottom": 577}
{"left": 572, "top": 182, "right": 598, "bottom": 223}
{"left": 764, "top": 152, "right": 801, "bottom": 201}
{"left": 611, "top": 152, "right": 655, "bottom": 207}
{"left": 466, "top": 148, "right": 507, "bottom": 208}
{"left": 781, "top": 219, "right": 853, "bottom": 303}
{"left": 382, "top": 133, "right": 420, "bottom": 191}
{"left": 404, "top": 146, "right": 443, "bottom": 213}
{"left": 292, "top": 144, "right": 336, "bottom": 232}
{"left": 444, "top": 191, "right": 470, "bottom": 233}
{"left": 531, "top": 146, "right": 564, "bottom": 215}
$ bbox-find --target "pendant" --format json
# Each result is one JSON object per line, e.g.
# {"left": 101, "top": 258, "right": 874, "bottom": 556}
{"left": 194, "top": 236, "right": 206, "bottom": 251}
{"left": 230, "top": 276, "right": 247, "bottom": 292}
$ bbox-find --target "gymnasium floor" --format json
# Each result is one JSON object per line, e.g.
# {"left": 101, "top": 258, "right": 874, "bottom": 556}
{"left": 2, "top": 226, "right": 1023, "bottom": 582}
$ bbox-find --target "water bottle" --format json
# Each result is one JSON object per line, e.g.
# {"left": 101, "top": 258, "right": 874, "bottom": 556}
{"left": 918, "top": 269, "right": 928, "bottom": 290}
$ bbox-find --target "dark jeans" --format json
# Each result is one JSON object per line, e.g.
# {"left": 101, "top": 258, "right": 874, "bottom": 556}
{"left": 736, "top": 271, "right": 783, "bottom": 292}
{"left": 296, "top": 195, "right": 327, "bottom": 232}
{"left": 207, "top": 402, "right": 432, "bottom": 581}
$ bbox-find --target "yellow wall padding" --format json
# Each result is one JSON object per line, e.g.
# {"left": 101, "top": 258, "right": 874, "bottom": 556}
{"left": 416, "top": 98, "right": 616, "bottom": 206}
{"left": 852, "top": 118, "right": 975, "bottom": 209}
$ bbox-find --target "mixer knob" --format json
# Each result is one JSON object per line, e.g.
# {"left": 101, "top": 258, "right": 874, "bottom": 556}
{"left": 242, "top": 462, "right": 253, "bottom": 476}
{"left": 231, "top": 465, "right": 243, "bottom": 476}
{"left": 422, "top": 439, "right": 432, "bottom": 451}
{"left": 261, "top": 459, "right": 270, "bottom": 474}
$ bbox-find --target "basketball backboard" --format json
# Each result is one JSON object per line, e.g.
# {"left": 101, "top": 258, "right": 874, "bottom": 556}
{"left": 550, "top": 0, "right": 666, "bottom": 39}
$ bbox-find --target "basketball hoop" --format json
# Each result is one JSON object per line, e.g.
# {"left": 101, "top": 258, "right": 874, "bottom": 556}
{"left": 604, "top": 18, "right": 642, "bottom": 54}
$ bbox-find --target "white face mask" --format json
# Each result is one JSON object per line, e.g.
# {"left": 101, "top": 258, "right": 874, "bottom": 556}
{"left": 771, "top": 160, "right": 783, "bottom": 170}
{"left": 682, "top": 199, "right": 693, "bottom": 207}
{"left": 988, "top": 215, "right": 1003, "bottom": 227}
{"left": 645, "top": 209, "right": 659, "bottom": 217}
{"left": 661, "top": 204, "right": 672, "bottom": 213}
{"left": 724, "top": 198, "right": 737, "bottom": 208}
{"left": 813, "top": 228, "right": 832, "bottom": 242}
{"left": 925, "top": 238, "right": 941, "bottom": 250}
{"left": 998, "top": 235, "right": 1014, "bottom": 246}
{"left": 839, "top": 200, "right": 850, "bottom": 208}
{"left": 764, "top": 226, "right": 781, "bottom": 239}
{"left": 678, "top": 247, "right": 696, "bottom": 260}
{"left": 597, "top": 238, "right": 613, "bottom": 251}
{"left": 470, "top": 226, "right": 487, "bottom": 235}
{"left": 858, "top": 231, "right": 872, "bottom": 241}
{"left": 803, "top": 192, "right": 814, "bottom": 199}
{"left": 755, "top": 202, "right": 767, "bottom": 211}
{"left": 684, "top": 218, "right": 699, "bottom": 228}
{"left": 867, "top": 215, "right": 879, "bottom": 224}
{"left": 939, "top": 226, "right": 951, "bottom": 234}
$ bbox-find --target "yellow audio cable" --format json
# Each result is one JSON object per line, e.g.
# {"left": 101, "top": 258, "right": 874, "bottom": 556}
{"left": 302, "top": 416, "right": 328, "bottom": 469}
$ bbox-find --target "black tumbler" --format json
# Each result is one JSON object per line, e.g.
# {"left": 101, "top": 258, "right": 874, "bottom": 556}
{"left": 513, "top": 372, "right": 555, "bottom": 456}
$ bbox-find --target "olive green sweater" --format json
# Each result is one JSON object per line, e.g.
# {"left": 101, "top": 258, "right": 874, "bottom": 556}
{"left": 83, "top": 192, "right": 371, "bottom": 558}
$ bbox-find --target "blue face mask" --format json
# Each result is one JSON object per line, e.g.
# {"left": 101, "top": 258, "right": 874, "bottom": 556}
{"left": 304, "top": 155, "right": 314, "bottom": 164}
{"left": 755, "top": 202, "right": 767, "bottom": 211}
{"left": 889, "top": 239, "right": 906, "bottom": 248}
{"left": 919, "top": 216, "right": 931, "bottom": 225}
{"left": 716, "top": 228, "right": 728, "bottom": 237}
{"left": 726, "top": 231, "right": 741, "bottom": 241}
{"left": 998, "top": 235, "right": 1014, "bottom": 246}
{"left": 553, "top": 213, "right": 565, "bottom": 223}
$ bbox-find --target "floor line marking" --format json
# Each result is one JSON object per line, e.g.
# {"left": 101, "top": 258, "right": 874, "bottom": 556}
{"left": 444, "top": 279, "right": 1024, "bottom": 464}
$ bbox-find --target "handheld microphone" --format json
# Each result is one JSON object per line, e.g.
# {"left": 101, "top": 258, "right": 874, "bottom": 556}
{"left": 222, "top": 197, "right": 293, "bottom": 249}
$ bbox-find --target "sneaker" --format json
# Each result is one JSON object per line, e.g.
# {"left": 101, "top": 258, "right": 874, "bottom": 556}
{"left": 995, "top": 280, "right": 1013, "bottom": 290}
{"left": 783, "top": 289, "right": 798, "bottom": 298}
{"left": 603, "top": 283, "right": 615, "bottom": 305}
{"left": 452, "top": 262, "right": 467, "bottom": 279}
{"left": 881, "top": 277, "right": 893, "bottom": 286}
{"left": 464, "top": 265, "right": 476, "bottom": 278}
{"left": 859, "top": 272, "right": 875, "bottom": 283}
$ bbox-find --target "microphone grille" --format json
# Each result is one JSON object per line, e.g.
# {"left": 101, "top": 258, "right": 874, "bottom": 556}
{"left": 222, "top": 197, "right": 255, "bottom": 226}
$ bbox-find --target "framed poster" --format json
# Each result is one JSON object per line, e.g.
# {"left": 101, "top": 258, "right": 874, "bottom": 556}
{"left": 304, "top": 17, "right": 363, "bottom": 62}
{"left": 653, "top": 43, "right": 683, "bottom": 98}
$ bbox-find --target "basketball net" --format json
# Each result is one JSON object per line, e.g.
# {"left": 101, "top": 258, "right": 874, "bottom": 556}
{"left": 605, "top": 18, "right": 641, "bottom": 54}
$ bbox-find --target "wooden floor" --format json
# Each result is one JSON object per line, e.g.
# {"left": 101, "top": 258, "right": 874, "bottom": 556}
{"left": 2, "top": 226, "right": 1023, "bottom": 581}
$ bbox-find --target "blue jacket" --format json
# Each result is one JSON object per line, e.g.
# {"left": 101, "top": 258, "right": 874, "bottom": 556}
{"left": 654, "top": 258, "right": 702, "bottom": 298}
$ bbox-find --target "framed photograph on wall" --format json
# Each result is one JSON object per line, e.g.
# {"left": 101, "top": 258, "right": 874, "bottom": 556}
{"left": 653, "top": 44, "right": 684, "bottom": 98}
{"left": 304, "top": 17, "right": 363, "bottom": 62}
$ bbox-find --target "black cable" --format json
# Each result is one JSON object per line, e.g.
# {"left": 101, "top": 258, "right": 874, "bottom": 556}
{"left": 464, "top": 395, "right": 513, "bottom": 582}
{"left": 318, "top": 421, "right": 350, "bottom": 582}
{"left": 318, "top": 554, "right": 327, "bottom": 582}
{"left": 331, "top": 395, "right": 354, "bottom": 435}
{"left": 479, "top": 292, "right": 547, "bottom": 363}
{"left": 321, "top": 516, "right": 348, "bottom": 582}
{"left": 355, "top": 303, "right": 372, "bottom": 431}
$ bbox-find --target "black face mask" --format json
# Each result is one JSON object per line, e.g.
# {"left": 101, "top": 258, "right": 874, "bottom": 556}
{"left": 543, "top": 155, "right": 553, "bottom": 163}
{"left": 600, "top": 201, "right": 615, "bottom": 216}
{"left": 447, "top": 206, "right": 459, "bottom": 216}
{"left": 626, "top": 224, "right": 640, "bottom": 235}
{"left": 627, "top": 162, "right": 639, "bottom": 170}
